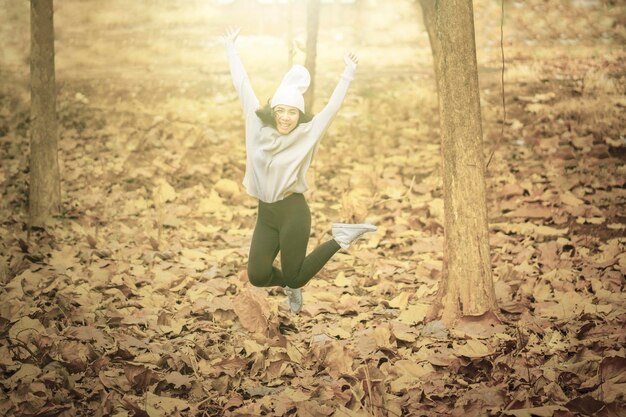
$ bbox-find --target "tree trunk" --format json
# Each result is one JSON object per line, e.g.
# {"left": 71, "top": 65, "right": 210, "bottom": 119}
{"left": 30, "top": 0, "right": 60, "bottom": 228}
{"left": 428, "top": 0, "right": 498, "bottom": 326}
{"left": 303, "top": 0, "right": 321, "bottom": 113}
{"left": 287, "top": 0, "right": 294, "bottom": 67}
{"left": 418, "top": 0, "right": 439, "bottom": 79}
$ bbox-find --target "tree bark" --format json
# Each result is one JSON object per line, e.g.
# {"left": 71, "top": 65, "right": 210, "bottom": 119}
{"left": 427, "top": 0, "right": 498, "bottom": 326}
{"left": 30, "top": 0, "right": 60, "bottom": 228}
{"left": 304, "top": 0, "right": 321, "bottom": 113}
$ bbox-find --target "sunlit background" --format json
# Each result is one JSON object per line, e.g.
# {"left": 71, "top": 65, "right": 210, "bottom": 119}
{"left": 3, "top": 0, "right": 621, "bottom": 113}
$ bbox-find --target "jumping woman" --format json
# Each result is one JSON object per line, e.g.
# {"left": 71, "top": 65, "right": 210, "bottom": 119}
{"left": 222, "top": 27, "right": 376, "bottom": 314}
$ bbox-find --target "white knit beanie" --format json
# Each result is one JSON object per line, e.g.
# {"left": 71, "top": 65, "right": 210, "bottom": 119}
{"left": 270, "top": 64, "right": 311, "bottom": 113}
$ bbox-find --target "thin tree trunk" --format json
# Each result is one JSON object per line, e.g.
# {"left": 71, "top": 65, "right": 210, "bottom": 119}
{"left": 304, "top": 0, "right": 321, "bottom": 113}
{"left": 287, "top": 0, "right": 294, "bottom": 67}
{"left": 30, "top": 0, "right": 60, "bottom": 228}
{"left": 418, "top": 0, "right": 439, "bottom": 80}
{"left": 428, "top": 0, "right": 498, "bottom": 326}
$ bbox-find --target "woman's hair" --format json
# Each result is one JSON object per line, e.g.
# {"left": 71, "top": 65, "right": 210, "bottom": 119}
{"left": 255, "top": 101, "right": 313, "bottom": 129}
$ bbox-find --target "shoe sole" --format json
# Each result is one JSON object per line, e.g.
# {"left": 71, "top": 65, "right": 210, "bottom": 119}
{"left": 332, "top": 223, "right": 377, "bottom": 231}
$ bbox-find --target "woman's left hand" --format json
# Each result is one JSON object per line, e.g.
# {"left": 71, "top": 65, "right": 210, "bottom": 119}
{"left": 344, "top": 52, "right": 359, "bottom": 71}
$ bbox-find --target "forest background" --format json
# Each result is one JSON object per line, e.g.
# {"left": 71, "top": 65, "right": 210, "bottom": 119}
{"left": 0, "top": 0, "right": 625, "bottom": 416}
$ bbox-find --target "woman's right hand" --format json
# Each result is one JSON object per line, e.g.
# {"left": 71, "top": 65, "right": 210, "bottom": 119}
{"left": 222, "top": 26, "right": 241, "bottom": 46}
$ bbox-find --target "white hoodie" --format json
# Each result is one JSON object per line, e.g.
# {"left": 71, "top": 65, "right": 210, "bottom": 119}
{"left": 226, "top": 43, "right": 355, "bottom": 203}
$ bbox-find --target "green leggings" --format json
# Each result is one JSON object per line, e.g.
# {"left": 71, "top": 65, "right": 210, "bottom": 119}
{"left": 247, "top": 193, "right": 340, "bottom": 289}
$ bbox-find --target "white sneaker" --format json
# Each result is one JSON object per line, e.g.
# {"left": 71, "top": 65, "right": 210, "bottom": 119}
{"left": 332, "top": 223, "right": 377, "bottom": 250}
{"left": 284, "top": 286, "right": 303, "bottom": 314}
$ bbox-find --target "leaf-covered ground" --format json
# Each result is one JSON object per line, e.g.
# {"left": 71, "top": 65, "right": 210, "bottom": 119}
{"left": 1, "top": 1, "right": 625, "bottom": 416}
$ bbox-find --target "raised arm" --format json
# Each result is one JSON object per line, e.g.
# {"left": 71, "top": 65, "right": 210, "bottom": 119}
{"left": 310, "top": 52, "right": 358, "bottom": 134}
{"left": 222, "top": 27, "right": 260, "bottom": 119}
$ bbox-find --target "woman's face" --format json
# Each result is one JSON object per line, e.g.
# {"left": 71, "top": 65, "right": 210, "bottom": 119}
{"left": 273, "top": 105, "right": 299, "bottom": 135}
